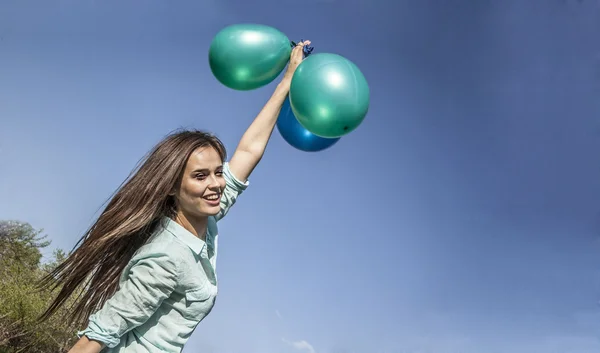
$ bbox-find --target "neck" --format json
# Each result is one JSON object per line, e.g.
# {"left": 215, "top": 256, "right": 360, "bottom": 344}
{"left": 174, "top": 212, "right": 208, "bottom": 241}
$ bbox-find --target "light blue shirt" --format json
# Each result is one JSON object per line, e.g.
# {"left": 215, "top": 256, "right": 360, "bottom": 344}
{"left": 78, "top": 162, "right": 249, "bottom": 352}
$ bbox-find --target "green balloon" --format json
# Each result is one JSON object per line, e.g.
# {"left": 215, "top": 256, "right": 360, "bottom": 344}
{"left": 289, "top": 53, "right": 370, "bottom": 138}
{"left": 209, "top": 24, "right": 292, "bottom": 91}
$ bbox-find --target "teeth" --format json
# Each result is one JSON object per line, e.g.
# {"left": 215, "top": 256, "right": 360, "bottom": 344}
{"left": 205, "top": 194, "right": 220, "bottom": 200}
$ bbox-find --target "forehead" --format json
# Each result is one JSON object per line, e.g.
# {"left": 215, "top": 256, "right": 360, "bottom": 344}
{"left": 185, "top": 146, "right": 223, "bottom": 170}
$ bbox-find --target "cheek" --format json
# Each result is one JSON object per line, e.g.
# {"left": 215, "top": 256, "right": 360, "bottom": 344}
{"left": 180, "top": 179, "right": 207, "bottom": 199}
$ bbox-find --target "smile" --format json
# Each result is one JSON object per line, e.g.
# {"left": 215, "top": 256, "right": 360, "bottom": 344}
{"left": 203, "top": 194, "right": 221, "bottom": 201}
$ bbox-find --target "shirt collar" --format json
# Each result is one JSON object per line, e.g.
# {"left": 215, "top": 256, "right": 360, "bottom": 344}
{"left": 162, "top": 217, "right": 206, "bottom": 255}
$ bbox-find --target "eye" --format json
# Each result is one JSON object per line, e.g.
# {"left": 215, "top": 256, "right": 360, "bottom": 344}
{"left": 194, "top": 173, "right": 206, "bottom": 180}
{"left": 215, "top": 170, "right": 223, "bottom": 176}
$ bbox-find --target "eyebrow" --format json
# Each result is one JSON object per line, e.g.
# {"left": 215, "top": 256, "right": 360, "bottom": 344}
{"left": 191, "top": 166, "right": 223, "bottom": 174}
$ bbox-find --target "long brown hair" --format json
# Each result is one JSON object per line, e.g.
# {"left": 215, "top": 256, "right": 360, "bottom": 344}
{"left": 38, "top": 129, "right": 227, "bottom": 326}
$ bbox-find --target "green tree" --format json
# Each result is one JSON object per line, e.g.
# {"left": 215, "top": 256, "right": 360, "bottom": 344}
{"left": 0, "top": 221, "right": 81, "bottom": 353}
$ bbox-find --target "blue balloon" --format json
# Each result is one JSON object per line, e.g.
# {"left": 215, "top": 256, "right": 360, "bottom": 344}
{"left": 277, "top": 96, "right": 340, "bottom": 152}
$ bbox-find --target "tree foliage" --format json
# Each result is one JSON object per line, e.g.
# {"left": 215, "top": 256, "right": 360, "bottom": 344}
{"left": 0, "top": 220, "right": 80, "bottom": 353}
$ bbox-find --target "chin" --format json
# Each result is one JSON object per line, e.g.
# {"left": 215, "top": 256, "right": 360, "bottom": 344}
{"left": 200, "top": 206, "right": 221, "bottom": 217}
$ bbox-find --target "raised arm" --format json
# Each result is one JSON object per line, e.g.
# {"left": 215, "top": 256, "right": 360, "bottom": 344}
{"left": 228, "top": 40, "right": 310, "bottom": 182}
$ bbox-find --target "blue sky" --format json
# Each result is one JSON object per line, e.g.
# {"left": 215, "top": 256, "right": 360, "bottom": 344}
{"left": 1, "top": 0, "right": 600, "bottom": 352}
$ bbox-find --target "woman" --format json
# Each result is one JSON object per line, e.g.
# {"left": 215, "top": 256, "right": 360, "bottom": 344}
{"left": 39, "top": 40, "right": 311, "bottom": 353}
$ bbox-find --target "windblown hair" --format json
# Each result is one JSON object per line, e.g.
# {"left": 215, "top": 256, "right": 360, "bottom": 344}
{"left": 38, "top": 129, "right": 227, "bottom": 326}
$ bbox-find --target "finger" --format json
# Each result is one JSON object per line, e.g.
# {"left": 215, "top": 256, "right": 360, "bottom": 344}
{"left": 295, "top": 42, "right": 307, "bottom": 53}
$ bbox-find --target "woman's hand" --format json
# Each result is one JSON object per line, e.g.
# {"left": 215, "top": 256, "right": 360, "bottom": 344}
{"left": 282, "top": 40, "right": 311, "bottom": 84}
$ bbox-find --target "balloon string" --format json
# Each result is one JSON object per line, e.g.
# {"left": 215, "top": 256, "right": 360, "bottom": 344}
{"left": 290, "top": 39, "right": 314, "bottom": 58}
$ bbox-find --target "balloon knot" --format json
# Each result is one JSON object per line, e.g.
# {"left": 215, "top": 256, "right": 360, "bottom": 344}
{"left": 290, "top": 39, "right": 314, "bottom": 58}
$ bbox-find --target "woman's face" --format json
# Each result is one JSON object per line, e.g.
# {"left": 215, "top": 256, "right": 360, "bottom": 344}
{"left": 175, "top": 146, "right": 226, "bottom": 219}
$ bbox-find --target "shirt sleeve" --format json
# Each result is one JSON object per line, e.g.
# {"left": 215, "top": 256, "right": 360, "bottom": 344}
{"left": 215, "top": 162, "right": 249, "bottom": 222}
{"left": 77, "top": 252, "right": 179, "bottom": 348}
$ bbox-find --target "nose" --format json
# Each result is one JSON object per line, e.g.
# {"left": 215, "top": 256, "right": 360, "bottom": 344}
{"left": 207, "top": 174, "right": 221, "bottom": 190}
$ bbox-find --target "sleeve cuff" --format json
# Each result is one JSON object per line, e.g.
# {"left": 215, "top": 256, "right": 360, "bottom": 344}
{"left": 223, "top": 162, "right": 249, "bottom": 190}
{"left": 77, "top": 315, "right": 121, "bottom": 348}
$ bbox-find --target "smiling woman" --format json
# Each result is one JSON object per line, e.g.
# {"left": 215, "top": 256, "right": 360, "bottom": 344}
{"left": 173, "top": 144, "right": 228, "bottom": 239}
{"left": 36, "top": 41, "right": 311, "bottom": 353}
